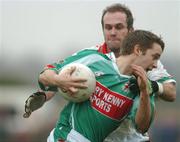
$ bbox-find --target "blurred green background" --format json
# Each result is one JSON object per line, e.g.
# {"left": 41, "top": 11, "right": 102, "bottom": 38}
{"left": 0, "top": 0, "right": 180, "bottom": 142}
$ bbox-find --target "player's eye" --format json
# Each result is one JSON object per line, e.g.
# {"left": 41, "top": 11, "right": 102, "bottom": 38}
{"left": 152, "top": 54, "right": 160, "bottom": 60}
{"left": 115, "top": 24, "right": 126, "bottom": 30}
{"left": 104, "top": 24, "right": 112, "bottom": 30}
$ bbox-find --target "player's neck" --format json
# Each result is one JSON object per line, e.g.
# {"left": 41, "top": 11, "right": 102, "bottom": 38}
{"left": 116, "top": 55, "right": 134, "bottom": 75}
{"left": 114, "top": 52, "right": 120, "bottom": 58}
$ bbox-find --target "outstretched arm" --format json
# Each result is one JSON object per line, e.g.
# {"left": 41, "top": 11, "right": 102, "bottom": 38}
{"left": 158, "top": 82, "right": 176, "bottom": 101}
{"left": 147, "top": 60, "right": 176, "bottom": 102}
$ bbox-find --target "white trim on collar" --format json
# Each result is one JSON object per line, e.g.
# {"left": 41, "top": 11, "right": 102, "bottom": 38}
{"left": 105, "top": 52, "right": 116, "bottom": 62}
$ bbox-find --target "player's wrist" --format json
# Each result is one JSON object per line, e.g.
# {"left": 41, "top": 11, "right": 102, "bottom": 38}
{"left": 34, "top": 91, "right": 47, "bottom": 102}
{"left": 150, "top": 81, "right": 158, "bottom": 92}
{"left": 157, "top": 82, "right": 164, "bottom": 96}
{"left": 140, "top": 89, "right": 150, "bottom": 97}
{"left": 146, "top": 79, "right": 153, "bottom": 95}
{"left": 150, "top": 81, "right": 164, "bottom": 96}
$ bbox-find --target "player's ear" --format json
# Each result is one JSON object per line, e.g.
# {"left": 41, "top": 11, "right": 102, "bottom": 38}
{"left": 133, "top": 44, "right": 142, "bottom": 56}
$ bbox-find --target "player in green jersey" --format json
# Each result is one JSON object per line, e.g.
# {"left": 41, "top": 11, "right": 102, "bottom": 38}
{"left": 23, "top": 3, "right": 176, "bottom": 142}
{"left": 38, "top": 30, "right": 164, "bottom": 142}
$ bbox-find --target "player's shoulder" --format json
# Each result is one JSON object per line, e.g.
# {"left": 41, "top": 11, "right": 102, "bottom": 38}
{"left": 72, "top": 44, "right": 110, "bottom": 59}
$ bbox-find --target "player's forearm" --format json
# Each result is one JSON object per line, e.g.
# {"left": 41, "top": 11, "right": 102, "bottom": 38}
{"left": 38, "top": 89, "right": 56, "bottom": 101}
{"left": 45, "top": 91, "right": 56, "bottom": 101}
{"left": 158, "top": 82, "right": 176, "bottom": 102}
{"left": 135, "top": 91, "right": 151, "bottom": 134}
{"left": 39, "top": 70, "right": 59, "bottom": 86}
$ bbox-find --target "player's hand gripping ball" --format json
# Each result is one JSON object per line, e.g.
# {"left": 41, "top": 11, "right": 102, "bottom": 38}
{"left": 58, "top": 63, "right": 96, "bottom": 103}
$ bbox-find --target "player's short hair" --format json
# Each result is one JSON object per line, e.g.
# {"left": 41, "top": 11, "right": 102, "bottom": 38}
{"left": 120, "top": 30, "right": 165, "bottom": 55}
{"left": 101, "top": 3, "right": 134, "bottom": 30}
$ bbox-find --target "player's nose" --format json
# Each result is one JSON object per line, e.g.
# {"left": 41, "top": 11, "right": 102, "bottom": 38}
{"left": 152, "top": 61, "right": 158, "bottom": 69}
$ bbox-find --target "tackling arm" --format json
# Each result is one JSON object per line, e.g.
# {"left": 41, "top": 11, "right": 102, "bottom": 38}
{"left": 147, "top": 60, "right": 177, "bottom": 102}
{"left": 158, "top": 82, "right": 176, "bottom": 101}
{"left": 23, "top": 62, "right": 87, "bottom": 118}
{"left": 24, "top": 49, "right": 96, "bottom": 118}
{"left": 129, "top": 79, "right": 176, "bottom": 102}
{"left": 23, "top": 62, "right": 60, "bottom": 118}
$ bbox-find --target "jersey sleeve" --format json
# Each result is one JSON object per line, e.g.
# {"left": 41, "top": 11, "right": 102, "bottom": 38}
{"left": 38, "top": 61, "right": 64, "bottom": 92}
{"left": 147, "top": 60, "right": 176, "bottom": 83}
{"left": 38, "top": 49, "right": 105, "bottom": 92}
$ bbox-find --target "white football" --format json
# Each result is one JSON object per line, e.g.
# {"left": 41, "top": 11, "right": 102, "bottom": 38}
{"left": 58, "top": 63, "right": 96, "bottom": 103}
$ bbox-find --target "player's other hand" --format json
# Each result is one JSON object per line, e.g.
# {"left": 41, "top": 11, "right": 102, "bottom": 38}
{"left": 57, "top": 66, "right": 87, "bottom": 94}
{"left": 129, "top": 65, "right": 159, "bottom": 96}
{"left": 23, "top": 91, "right": 46, "bottom": 118}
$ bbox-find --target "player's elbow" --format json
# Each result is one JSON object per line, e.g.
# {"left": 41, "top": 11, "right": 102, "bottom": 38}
{"left": 160, "top": 91, "right": 176, "bottom": 102}
{"left": 135, "top": 118, "right": 151, "bottom": 134}
{"left": 168, "top": 91, "right": 176, "bottom": 102}
{"left": 39, "top": 74, "right": 47, "bottom": 85}
{"left": 136, "top": 125, "right": 149, "bottom": 134}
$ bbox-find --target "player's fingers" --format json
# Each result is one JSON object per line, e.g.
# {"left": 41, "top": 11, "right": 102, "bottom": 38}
{"left": 71, "top": 83, "right": 87, "bottom": 89}
{"left": 131, "top": 67, "right": 146, "bottom": 80}
{"left": 77, "top": 85, "right": 87, "bottom": 89}
{"left": 24, "top": 97, "right": 34, "bottom": 113}
{"left": 23, "top": 103, "right": 32, "bottom": 118}
{"left": 25, "top": 104, "right": 31, "bottom": 113}
{"left": 131, "top": 64, "right": 144, "bottom": 71}
{"left": 69, "top": 87, "right": 79, "bottom": 94}
{"left": 132, "top": 70, "right": 142, "bottom": 77}
{"left": 23, "top": 112, "right": 31, "bottom": 118}
{"left": 67, "top": 66, "right": 76, "bottom": 76}
{"left": 23, "top": 106, "right": 32, "bottom": 118}
{"left": 132, "top": 65, "right": 146, "bottom": 74}
{"left": 61, "top": 88, "right": 68, "bottom": 93}
{"left": 72, "top": 77, "right": 87, "bottom": 82}
{"left": 133, "top": 71, "right": 147, "bottom": 85}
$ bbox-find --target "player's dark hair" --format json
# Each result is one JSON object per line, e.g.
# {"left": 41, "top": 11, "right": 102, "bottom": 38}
{"left": 101, "top": 3, "right": 134, "bottom": 30}
{"left": 120, "top": 30, "right": 165, "bottom": 55}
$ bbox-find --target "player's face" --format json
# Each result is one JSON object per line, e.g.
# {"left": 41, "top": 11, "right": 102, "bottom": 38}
{"left": 135, "top": 43, "right": 163, "bottom": 71}
{"left": 103, "top": 11, "right": 132, "bottom": 56}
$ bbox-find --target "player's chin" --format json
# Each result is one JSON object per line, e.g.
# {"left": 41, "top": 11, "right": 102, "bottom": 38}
{"left": 108, "top": 42, "right": 121, "bottom": 51}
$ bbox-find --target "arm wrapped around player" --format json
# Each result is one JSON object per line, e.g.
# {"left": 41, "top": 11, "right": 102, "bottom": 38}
{"left": 23, "top": 61, "right": 65, "bottom": 118}
{"left": 38, "top": 51, "right": 96, "bottom": 97}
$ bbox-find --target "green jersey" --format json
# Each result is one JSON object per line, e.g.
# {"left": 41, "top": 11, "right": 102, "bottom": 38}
{"left": 41, "top": 49, "right": 145, "bottom": 142}
{"left": 104, "top": 60, "right": 176, "bottom": 142}
{"left": 42, "top": 44, "right": 175, "bottom": 142}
